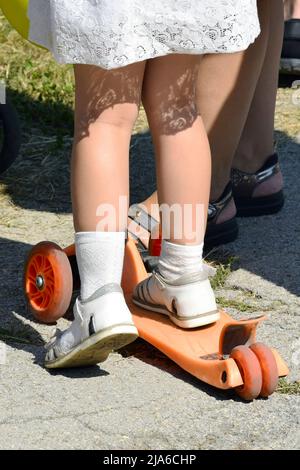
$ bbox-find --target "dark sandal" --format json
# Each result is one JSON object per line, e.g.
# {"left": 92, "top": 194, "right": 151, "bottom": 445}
{"left": 231, "top": 153, "right": 284, "bottom": 217}
{"left": 205, "top": 182, "right": 239, "bottom": 250}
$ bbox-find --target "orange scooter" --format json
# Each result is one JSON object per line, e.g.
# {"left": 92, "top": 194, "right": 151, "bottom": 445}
{"left": 24, "top": 239, "right": 289, "bottom": 401}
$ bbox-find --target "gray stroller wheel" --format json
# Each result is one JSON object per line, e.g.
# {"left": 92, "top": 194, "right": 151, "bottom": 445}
{"left": 0, "top": 98, "right": 21, "bottom": 174}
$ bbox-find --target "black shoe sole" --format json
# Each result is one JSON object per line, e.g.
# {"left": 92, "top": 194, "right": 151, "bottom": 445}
{"left": 235, "top": 190, "right": 284, "bottom": 217}
{"left": 204, "top": 218, "right": 239, "bottom": 250}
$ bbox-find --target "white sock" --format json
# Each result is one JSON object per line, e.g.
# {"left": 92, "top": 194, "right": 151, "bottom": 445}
{"left": 158, "top": 240, "right": 204, "bottom": 281}
{"left": 75, "top": 231, "right": 125, "bottom": 301}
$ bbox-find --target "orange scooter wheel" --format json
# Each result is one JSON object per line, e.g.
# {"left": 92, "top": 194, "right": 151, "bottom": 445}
{"left": 230, "top": 345, "right": 263, "bottom": 401}
{"left": 250, "top": 342, "right": 278, "bottom": 398}
{"left": 24, "top": 242, "right": 73, "bottom": 323}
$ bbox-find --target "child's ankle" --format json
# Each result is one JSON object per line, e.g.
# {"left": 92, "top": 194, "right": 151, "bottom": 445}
{"left": 158, "top": 240, "right": 204, "bottom": 281}
{"left": 75, "top": 231, "right": 125, "bottom": 301}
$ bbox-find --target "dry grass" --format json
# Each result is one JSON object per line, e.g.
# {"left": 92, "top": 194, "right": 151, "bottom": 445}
{"left": 0, "top": 14, "right": 150, "bottom": 215}
{"left": 277, "top": 378, "right": 300, "bottom": 395}
{"left": 0, "top": 14, "right": 74, "bottom": 212}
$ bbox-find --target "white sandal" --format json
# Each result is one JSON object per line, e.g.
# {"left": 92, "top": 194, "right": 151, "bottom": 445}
{"left": 45, "top": 283, "right": 138, "bottom": 369}
{"left": 132, "top": 268, "right": 219, "bottom": 329}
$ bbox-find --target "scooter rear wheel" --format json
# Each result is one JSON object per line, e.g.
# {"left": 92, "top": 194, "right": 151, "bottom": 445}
{"left": 24, "top": 241, "right": 73, "bottom": 323}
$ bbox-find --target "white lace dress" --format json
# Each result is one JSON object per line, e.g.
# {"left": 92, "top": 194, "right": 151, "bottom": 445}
{"left": 28, "top": 0, "right": 260, "bottom": 69}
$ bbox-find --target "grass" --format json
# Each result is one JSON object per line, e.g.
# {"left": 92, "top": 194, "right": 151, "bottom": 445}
{"left": 209, "top": 255, "right": 238, "bottom": 290}
{"left": 0, "top": 14, "right": 74, "bottom": 212}
{"left": 277, "top": 378, "right": 300, "bottom": 396}
{"left": 0, "top": 14, "right": 74, "bottom": 129}
{"left": 216, "top": 296, "right": 258, "bottom": 313}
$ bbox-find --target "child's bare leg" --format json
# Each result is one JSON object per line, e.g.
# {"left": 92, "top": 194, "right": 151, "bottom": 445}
{"left": 72, "top": 63, "right": 146, "bottom": 232}
{"left": 72, "top": 62, "right": 146, "bottom": 301}
{"left": 132, "top": 55, "right": 218, "bottom": 329}
{"left": 142, "top": 55, "right": 210, "bottom": 245}
{"left": 130, "top": 47, "right": 262, "bottom": 234}
{"left": 45, "top": 62, "right": 146, "bottom": 367}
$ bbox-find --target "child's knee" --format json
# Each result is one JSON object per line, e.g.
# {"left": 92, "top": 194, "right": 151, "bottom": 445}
{"left": 75, "top": 102, "right": 139, "bottom": 135}
{"left": 143, "top": 95, "right": 198, "bottom": 134}
{"left": 96, "top": 103, "right": 139, "bottom": 129}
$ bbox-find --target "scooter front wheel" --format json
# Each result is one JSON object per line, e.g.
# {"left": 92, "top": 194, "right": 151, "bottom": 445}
{"left": 230, "top": 345, "right": 263, "bottom": 401}
{"left": 250, "top": 342, "right": 278, "bottom": 397}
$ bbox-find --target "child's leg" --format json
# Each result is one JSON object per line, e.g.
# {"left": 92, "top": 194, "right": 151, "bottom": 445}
{"left": 133, "top": 55, "right": 218, "bottom": 329}
{"left": 142, "top": 55, "right": 210, "bottom": 245}
{"left": 45, "top": 62, "right": 146, "bottom": 368}
{"left": 72, "top": 63, "right": 146, "bottom": 232}
{"left": 134, "top": 1, "right": 279, "bottom": 237}
{"left": 72, "top": 63, "right": 146, "bottom": 300}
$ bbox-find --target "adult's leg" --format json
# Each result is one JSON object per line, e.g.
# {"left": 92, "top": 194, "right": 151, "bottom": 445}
{"left": 233, "top": 0, "right": 284, "bottom": 185}
{"left": 284, "top": 0, "right": 300, "bottom": 19}
{"left": 197, "top": 0, "right": 271, "bottom": 201}
{"left": 293, "top": 0, "right": 300, "bottom": 17}
{"left": 282, "top": 0, "right": 300, "bottom": 77}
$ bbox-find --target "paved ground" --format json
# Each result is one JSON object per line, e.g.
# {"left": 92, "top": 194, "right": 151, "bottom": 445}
{"left": 0, "top": 86, "right": 299, "bottom": 450}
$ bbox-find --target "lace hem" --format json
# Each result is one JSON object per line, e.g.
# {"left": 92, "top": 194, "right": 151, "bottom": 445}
{"left": 28, "top": 0, "right": 260, "bottom": 69}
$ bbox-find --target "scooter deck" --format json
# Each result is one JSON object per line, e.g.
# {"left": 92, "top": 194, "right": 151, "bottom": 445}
{"left": 122, "top": 240, "right": 289, "bottom": 390}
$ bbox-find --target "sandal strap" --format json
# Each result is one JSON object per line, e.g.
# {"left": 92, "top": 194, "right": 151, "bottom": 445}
{"left": 231, "top": 153, "right": 280, "bottom": 199}
{"left": 208, "top": 182, "right": 233, "bottom": 223}
{"left": 128, "top": 204, "right": 159, "bottom": 233}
